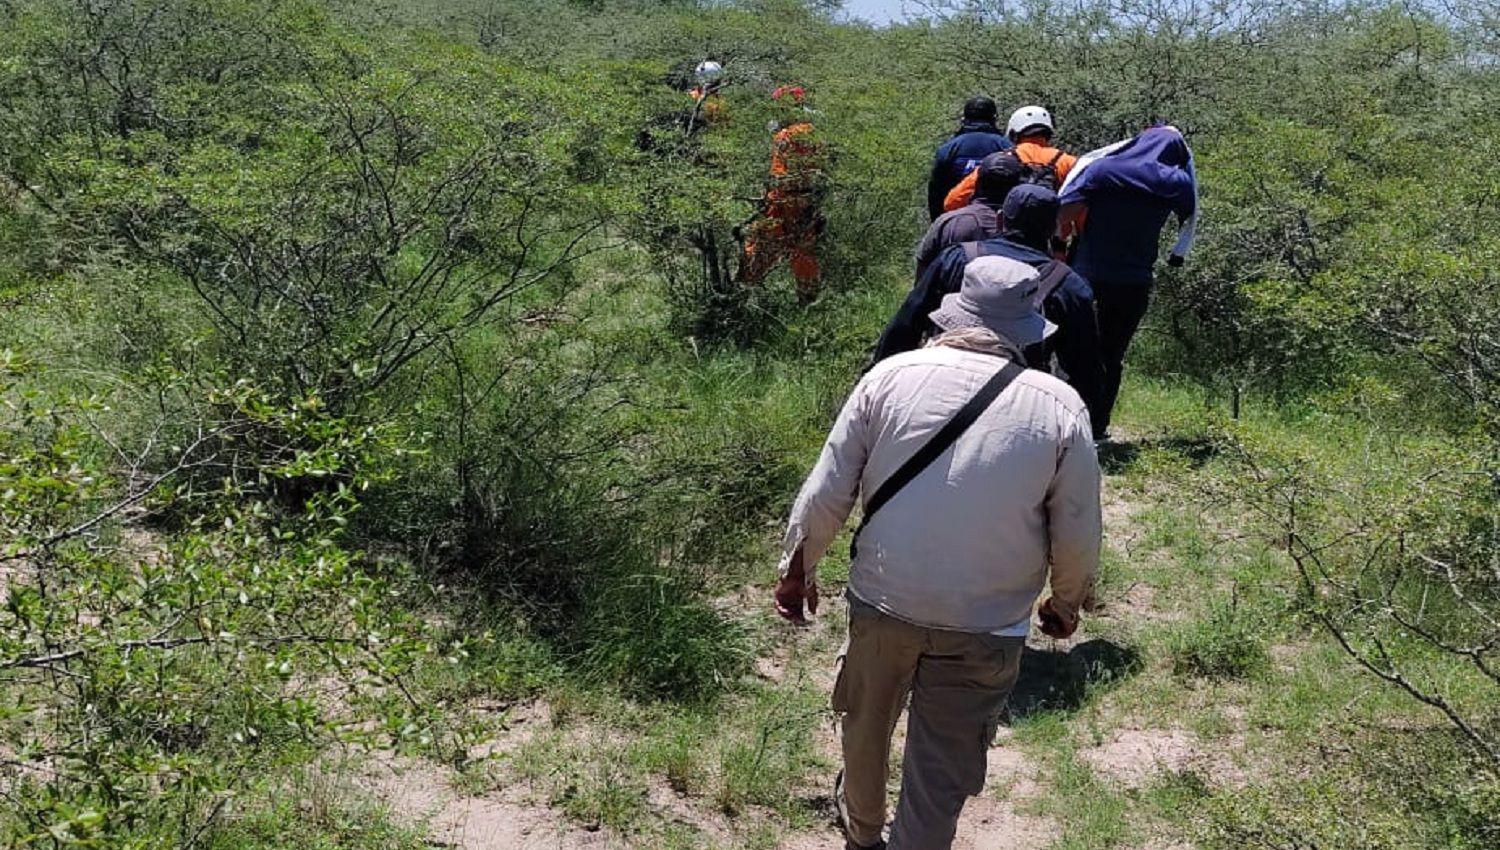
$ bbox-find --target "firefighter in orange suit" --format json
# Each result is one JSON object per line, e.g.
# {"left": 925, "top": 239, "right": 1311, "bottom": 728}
{"left": 739, "top": 85, "right": 828, "bottom": 303}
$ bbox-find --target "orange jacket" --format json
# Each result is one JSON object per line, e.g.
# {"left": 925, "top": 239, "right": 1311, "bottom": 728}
{"left": 942, "top": 136, "right": 1078, "bottom": 213}
{"left": 767, "top": 121, "right": 825, "bottom": 205}
{"left": 688, "top": 87, "right": 725, "bottom": 125}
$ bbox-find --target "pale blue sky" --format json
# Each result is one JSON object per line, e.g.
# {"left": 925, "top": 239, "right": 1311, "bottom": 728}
{"left": 841, "top": 0, "right": 917, "bottom": 25}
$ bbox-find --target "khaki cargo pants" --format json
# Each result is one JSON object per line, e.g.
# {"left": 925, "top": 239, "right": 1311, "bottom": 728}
{"left": 834, "top": 596, "right": 1025, "bottom": 849}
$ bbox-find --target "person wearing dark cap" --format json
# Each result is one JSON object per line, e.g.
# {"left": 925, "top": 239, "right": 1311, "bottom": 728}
{"left": 926, "top": 95, "right": 1013, "bottom": 221}
{"left": 775, "top": 254, "right": 1100, "bottom": 850}
{"left": 913, "top": 150, "right": 1025, "bottom": 279}
{"left": 872, "top": 185, "right": 1107, "bottom": 438}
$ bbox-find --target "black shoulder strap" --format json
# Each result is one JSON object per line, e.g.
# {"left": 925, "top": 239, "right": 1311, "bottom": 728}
{"left": 1033, "top": 259, "right": 1073, "bottom": 304}
{"left": 1047, "top": 149, "right": 1065, "bottom": 168}
{"left": 851, "top": 359, "right": 1027, "bottom": 558}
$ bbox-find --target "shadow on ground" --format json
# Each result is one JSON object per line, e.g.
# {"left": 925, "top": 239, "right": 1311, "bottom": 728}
{"left": 1098, "top": 436, "right": 1218, "bottom": 475}
{"left": 1004, "top": 638, "right": 1142, "bottom": 720}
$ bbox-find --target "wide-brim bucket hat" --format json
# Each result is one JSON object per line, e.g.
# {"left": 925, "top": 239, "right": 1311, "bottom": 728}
{"left": 929, "top": 255, "right": 1058, "bottom": 347}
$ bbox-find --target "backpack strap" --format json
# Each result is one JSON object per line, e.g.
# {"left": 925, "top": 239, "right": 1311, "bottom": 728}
{"left": 1033, "top": 259, "right": 1073, "bottom": 305}
{"left": 1047, "top": 149, "right": 1065, "bottom": 168}
{"left": 962, "top": 241, "right": 986, "bottom": 262}
{"left": 850, "top": 359, "right": 1027, "bottom": 559}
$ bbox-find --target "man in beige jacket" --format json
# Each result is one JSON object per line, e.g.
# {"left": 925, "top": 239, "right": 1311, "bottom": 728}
{"left": 773, "top": 255, "right": 1102, "bottom": 850}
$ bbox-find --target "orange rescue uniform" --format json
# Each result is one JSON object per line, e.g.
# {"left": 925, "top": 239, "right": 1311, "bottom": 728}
{"left": 942, "top": 137, "right": 1078, "bottom": 213}
{"left": 688, "top": 87, "right": 726, "bottom": 126}
{"left": 740, "top": 120, "right": 826, "bottom": 298}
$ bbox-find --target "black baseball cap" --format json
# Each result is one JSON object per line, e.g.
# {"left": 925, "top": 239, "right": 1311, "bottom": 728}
{"left": 974, "top": 151, "right": 1026, "bottom": 203}
{"left": 963, "top": 95, "right": 998, "bottom": 122}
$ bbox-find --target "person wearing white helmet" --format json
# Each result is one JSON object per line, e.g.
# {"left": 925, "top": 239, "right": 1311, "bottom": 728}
{"left": 1005, "top": 105, "right": 1053, "bottom": 140}
{"left": 689, "top": 59, "right": 727, "bottom": 128}
{"left": 941, "top": 105, "right": 1078, "bottom": 213}
{"left": 694, "top": 60, "right": 723, "bottom": 86}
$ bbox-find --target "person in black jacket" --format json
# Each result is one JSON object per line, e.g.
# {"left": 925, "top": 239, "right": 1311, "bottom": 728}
{"left": 926, "top": 96, "right": 1013, "bottom": 221}
{"left": 913, "top": 150, "right": 1024, "bottom": 279}
{"left": 872, "top": 185, "right": 1107, "bottom": 438}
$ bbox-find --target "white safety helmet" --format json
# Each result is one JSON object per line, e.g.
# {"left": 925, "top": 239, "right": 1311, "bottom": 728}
{"left": 694, "top": 60, "right": 724, "bottom": 83}
{"left": 1006, "top": 105, "right": 1055, "bottom": 140}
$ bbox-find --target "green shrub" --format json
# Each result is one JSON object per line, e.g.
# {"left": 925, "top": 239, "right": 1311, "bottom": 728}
{"left": 1170, "top": 593, "right": 1270, "bottom": 680}
{"left": 0, "top": 365, "right": 439, "bottom": 848}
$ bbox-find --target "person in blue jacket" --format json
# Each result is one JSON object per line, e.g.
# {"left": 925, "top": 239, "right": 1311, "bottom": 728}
{"left": 872, "top": 185, "right": 1106, "bottom": 438}
{"left": 1057, "top": 125, "right": 1197, "bottom": 438}
{"left": 926, "top": 96, "right": 1013, "bottom": 221}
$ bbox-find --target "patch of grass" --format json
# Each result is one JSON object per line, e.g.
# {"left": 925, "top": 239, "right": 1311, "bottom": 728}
{"left": 206, "top": 775, "right": 424, "bottom": 850}
{"left": 579, "top": 570, "right": 753, "bottom": 701}
{"left": 1043, "top": 746, "right": 1135, "bottom": 850}
{"left": 635, "top": 715, "right": 715, "bottom": 795}
{"left": 1185, "top": 698, "right": 1246, "bottom": 741}
{"left": 1128, "top": 503, "right": 1209, "bottom": 566}
{"left": 1012, "top": 711, "right": 1072, "bottom": 748}
{"left": 737, "top": 821, "right": 790, "bottom": 850}
{"left": 1088, "top": 557, "right": 1136, "bottom": 630}
{"left": 1194, "top": 768, "right": 1444, "bottom": 850}
{"left": 653, "top": 822, "right": 728, "bottom": 850}
{"left": 413, "top": 617, "right": 564, "bottom": 706}
{"left": 1247, "top": 640, "right": 1444, "bottom": 740}
{"left": 1169, "top": 592, "right": 1271, "bottom": 681}
{"left": 1171, "top": 719, "right": 1500, "bottom": 848}
{"left": 506, "top": 673, "right": 834, "bottom": 838}
{"left": 512, "top": 728, "right": 651, "bottom": 833}
{"left": 712, "top": 685, "right": 829, "bottom": 817}
{"left": 1142, "top": 767, "right": 1217, "bottom": 821}
{"left": 556, "top": 752, "right": 651, "bottom": 832}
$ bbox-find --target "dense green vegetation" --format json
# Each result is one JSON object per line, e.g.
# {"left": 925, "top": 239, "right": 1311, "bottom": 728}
{"left": 0, "top": 0, "right": 1495, "bottom": 847}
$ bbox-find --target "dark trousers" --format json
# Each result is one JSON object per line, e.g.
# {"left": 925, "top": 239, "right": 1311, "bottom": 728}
{"left": 1094, "top": 282, "right": 1152, "bottom": 437}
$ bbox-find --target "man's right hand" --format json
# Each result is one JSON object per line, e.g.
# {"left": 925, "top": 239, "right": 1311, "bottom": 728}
{"left": 774, "top": 573, "right": 818, "bottom": 624}
{"left": 1037, "top": 596, "right": 1078, "bottom": 639}
{"left": 773, "top": 546, "right": 818, "bottom": 625}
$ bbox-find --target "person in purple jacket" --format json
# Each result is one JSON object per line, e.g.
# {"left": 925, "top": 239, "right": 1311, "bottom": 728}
{"left": 1057, "top": 126, "right": 1197, "bottom": 439}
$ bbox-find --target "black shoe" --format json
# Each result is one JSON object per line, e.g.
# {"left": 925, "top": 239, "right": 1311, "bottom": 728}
{"left": 846, "top": 840, "right": 887, "bottom": 850}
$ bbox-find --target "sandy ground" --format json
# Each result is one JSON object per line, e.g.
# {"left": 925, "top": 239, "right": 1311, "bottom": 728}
{"left": 365, "top": 476, "right": 1223, "bottom": 849}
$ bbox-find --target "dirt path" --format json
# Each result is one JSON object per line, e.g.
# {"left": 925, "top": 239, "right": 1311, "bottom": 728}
{"left": 369, "top": 475, "right": 1207, "bottom": 849}
{"left": 360, "top": 753, "right": 615, "bottom": 849}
